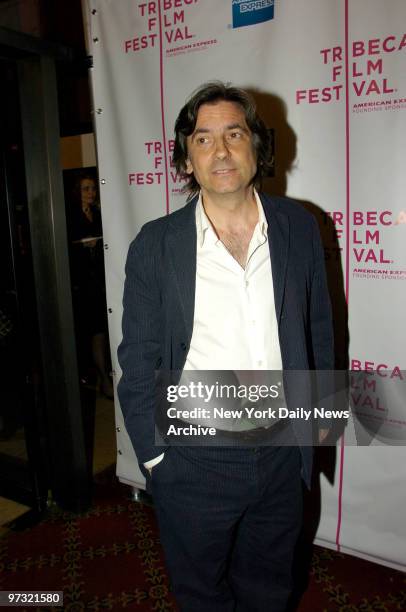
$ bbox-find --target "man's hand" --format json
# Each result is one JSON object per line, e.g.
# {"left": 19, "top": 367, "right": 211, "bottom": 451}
{"left": 318, "top": 428, "right": 330, "bottom": 444}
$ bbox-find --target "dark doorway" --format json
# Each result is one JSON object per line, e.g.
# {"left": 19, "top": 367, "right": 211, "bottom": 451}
{"left": 0, "top": 28, "right": 92, "bottom": 515}
{"left": 0, "top": 56, "right": 48, "bottom": 513}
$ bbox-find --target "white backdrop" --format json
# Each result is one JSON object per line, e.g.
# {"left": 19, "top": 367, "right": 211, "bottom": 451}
{"left": 83, "top": 0, "right": 406, "bottom": 570}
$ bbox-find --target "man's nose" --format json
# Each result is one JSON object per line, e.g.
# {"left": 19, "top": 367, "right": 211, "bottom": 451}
{"left": 214, "top": 136, "right": 230, "bottom": 159}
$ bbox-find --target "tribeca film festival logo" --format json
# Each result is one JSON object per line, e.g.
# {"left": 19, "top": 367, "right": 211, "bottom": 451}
{"left": 350, "top": 359, "right": 405, "bottom": 443}
{"left": 296, "top": 32, "right": 406, "bottom": 111}
{"left": 351, "top": 209, "right": 406, "bottom": 280}
{"left": 124, "top": 1, "right": 218, "bottom": 58}
{"left": 232, "top": 0, "right": 274, "bottom": 29}
{"left": 319, "top": 210, "right": 344, "bottom": 263}
{"left": 316, "top": 207, "right": 405, "bottom": 278}
{"left": 128, "top": 139, "right": 187, "bottom": 193}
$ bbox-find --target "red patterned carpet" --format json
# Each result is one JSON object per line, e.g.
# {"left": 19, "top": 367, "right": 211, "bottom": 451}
{"left": 0, "top": 470, "right": 404, "bottom": 611}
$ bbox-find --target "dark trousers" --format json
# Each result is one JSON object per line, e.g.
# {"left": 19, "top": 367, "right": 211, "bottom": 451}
{"left": 150, "top": 445, "right": 303, "bottom": 612}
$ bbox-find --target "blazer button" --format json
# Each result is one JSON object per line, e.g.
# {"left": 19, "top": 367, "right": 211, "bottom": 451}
{"left": 180, "top": 342, "right": 187, "bottom": 351}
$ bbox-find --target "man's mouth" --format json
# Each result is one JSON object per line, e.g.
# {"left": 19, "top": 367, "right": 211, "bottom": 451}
{"left": 212, "top": 168, "right": 235, "bottom": 175}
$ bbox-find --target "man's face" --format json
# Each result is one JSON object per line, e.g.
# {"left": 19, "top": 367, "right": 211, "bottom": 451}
{"left": 185, "top": 101, "right": 257, "bottom": 199}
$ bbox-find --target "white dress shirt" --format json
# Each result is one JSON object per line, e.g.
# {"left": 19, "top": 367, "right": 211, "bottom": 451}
{"left": 145, "top": 191, "right": 282, "bottom": 468}
{"left": 184, "top": 190, "right": 282, "bottom": 371}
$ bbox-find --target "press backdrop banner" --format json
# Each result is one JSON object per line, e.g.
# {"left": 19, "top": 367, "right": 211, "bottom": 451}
{"left": 82, "top": 0, "right": 406, "bottom": 570}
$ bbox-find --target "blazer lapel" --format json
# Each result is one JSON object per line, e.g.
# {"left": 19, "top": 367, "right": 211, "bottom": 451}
{"left": 167, "top": 198, "right": 198, "bottom": 340}
{"left": 260, "top": 194, "right": 290, "bottom": 323}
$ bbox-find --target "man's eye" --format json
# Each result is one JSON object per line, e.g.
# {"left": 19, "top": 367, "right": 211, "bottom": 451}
{"left": 197, "top": 137, "right": 209, "bottom": 144}
{"left": 229, "top": 132, "right": 242, "bottom": 139}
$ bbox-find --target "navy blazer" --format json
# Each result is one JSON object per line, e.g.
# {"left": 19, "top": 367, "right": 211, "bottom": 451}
{"left": 117, "top": 193, "right": 334, "bottom": 487}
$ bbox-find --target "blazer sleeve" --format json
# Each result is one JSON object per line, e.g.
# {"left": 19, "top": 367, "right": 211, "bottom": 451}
{"left": 309, "top": 215, "right": 335, "bottom": 430}
{"left": 117, "top": 229, "right": 165, "bottom": 464}
{"left": 309, "top": 214, "right": 334, "bottom": 371}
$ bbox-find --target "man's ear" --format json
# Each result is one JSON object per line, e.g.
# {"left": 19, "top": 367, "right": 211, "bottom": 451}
{"left": 185, "top": 157, "right": 193, "bottom": 175}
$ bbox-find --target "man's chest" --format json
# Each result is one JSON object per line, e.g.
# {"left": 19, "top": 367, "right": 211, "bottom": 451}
{"left": 216, "top": 227, "right": 253, "bottom": 269}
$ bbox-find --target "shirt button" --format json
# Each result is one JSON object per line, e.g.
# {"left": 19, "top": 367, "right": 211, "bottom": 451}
{"left": 245, "top": 280, "right": 249, "bottom": 288}
{"left": 180, "top": 342, "right": 187, "bottom": 350}
{"left": 257, "top": 360, "right": 263, "bottom": 366}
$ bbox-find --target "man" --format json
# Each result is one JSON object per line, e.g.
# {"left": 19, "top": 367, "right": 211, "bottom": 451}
{"left": 118, "top": 82, "right": 333, "bottom": 611}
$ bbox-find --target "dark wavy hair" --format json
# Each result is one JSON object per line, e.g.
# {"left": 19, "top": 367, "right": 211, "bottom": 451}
{"left": 173, "top": 81, "right": 273, "bottom": 197}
